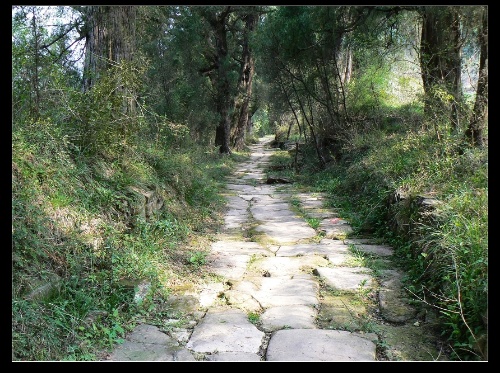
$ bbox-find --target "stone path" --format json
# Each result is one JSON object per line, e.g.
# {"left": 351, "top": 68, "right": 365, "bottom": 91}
{"left": 105, "top": 136, "right": 448, "bottom": 362}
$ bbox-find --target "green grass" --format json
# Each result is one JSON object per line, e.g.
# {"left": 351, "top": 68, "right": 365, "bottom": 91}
{"left": 12, "top": 119, "right": 242, "bottom": 361}
{"left": 248, "top": 312, "right": 260, "bottom": 325}
{"left": 264, "top": 106, "right": 488, "bottom": 361}
{"left": 187, "top": 250, "right": 208, "bottom": 267}
{"left": 306, "top": 217, "right": 321, "bottom": 229}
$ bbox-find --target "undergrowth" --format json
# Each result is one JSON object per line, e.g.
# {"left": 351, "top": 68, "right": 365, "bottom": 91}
{"left": 12, "top": 119, "right": 244, "bottom": 361}
{"left": 266, "top": 105, "right": 488, "bottom": 361}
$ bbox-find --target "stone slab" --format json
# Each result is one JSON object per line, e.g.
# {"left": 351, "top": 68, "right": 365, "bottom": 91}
{"left": 107, "top": 324, "right": 196, "bottom": 361}
{"left": 234, "top": 276, "right": 319, "bottom": 308}
{"left": 266, "top": 329, "right": 377, "bottom": 361}
{"left": 260, "top": 305, "right": 317, "bottom": 332}
{"left": 250, "top": 256, "right": 329, "bottom": 277}
{"left": 255, "top": 221, "right": 317, "bottom": 243}
{"left": 378, "top": 270, "right": 416, "bottom": 323}
{"left": 251, "top": 207, "right": 298, "bottom": 221}
{"left": 185, "top": 309, "right": 265, "bottom": 354}
{"left": 205, "top": 352, "right": 262, "bottom": 361}
{"left": 349, "top": 244, "right": 394, "bottom": 257}
{"left": 315, "top": 267, "right": 373, "bottom": 291}
{"left": 224, "top": 195, "right": 249, "bottom": 209}
{"left": 207, "top": 253, "right": 250, "bottom": 280}
{"left": 275, "top": 241, "right": 348, "bottom": 257}
{"left": 223, "top": 215, "right": 248, "bottom": 230}
{"left": 211, "top": 240, "right": 270, "bottom": 256}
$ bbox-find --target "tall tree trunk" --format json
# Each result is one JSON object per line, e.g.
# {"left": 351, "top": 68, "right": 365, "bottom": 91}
{"left": 449, "top": 10, "right": 462, "bottom": 131}
{"left": 29, "top": 7, "right": 41, "bottom": 121}
{"left": 465, "top": 6, "right": 487, "bottom": 147}
{"left": 81, "top": 5, "right": 138, "bottom": 150}
{"left": 419, "top": 6, "right": 462, "bottom": 133}
{"left": 205, "top": 7, "right": 232, "bottom": 154}
{"left": 231, "top": 12, "right": 257, "bottom": 151}
{"left": 83, "top": 6, "right": 137, "bottom": 116}
{"left": 83, "top": 6, "right": 106, "bottom": 92}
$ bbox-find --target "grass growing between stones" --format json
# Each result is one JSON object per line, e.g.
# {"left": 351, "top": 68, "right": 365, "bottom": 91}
{"left": 316, "top": 285, "right": 378, "bottom": 334}
{"left": 248, "top": 312, "right": 261, "bottom": 325}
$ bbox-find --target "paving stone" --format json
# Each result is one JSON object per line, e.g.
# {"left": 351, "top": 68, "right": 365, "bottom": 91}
{"left": 211, "top": 240, "right": 271, "bottom": 256}
{"left": 348, "top": 243, "right": 394, "bottom": 257}
{"left": 105, "top": 136, "right": 448, "bottom": 362}
{"left": 107, "top": 324, "right": 196, "bottom": 361}
{"left": 249, "top": 256, "right": 329, "bottom": 277}
{"left": 205, "top": 352, "right": 262, "bottom": 361}
{"left": 185, "top": 309, "right": 265, "bottom": 354}
{"left": 255, "top": 220, "right": 317, "bottom": 243}
{"left": 251, "top": 207, "right": 298, "bottom": 221}
{"left": 224, "top": 195, "right": 249, "bottom": 209}
{"left": 207, "top": 253, "right": 250, "bottom": 280}
{"left": 260, "top": 305, "right": 318, "bottom": 331}
{"left": 223, "top": 214, "right": 248, "bottom": 229}
{"left": 233, "top": 276, "right": 319, "bottom": 308}
{"left": 266, "top": 329, "right": 377, "bottom": 361}
{"left": 224, "top": 289, "right": 263, "bottom": 312}
{"left": 275, "top": 241, "right": 348, "bottom": 257}
{"left": 198, "top": 282, "right": 226, "bottom": 308}
{"left": 327, "top": 252, "right": 350, "bottom": 265}
{"left": 315, "top": 267, "right": 374, "bottom": 292}
{"left": 378, "top": 269, "right": 416, "bottom": 323}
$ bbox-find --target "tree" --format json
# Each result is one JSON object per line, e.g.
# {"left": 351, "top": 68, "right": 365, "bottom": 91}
{"left": 419, "top": 6, "right": 462, "bottom": 133}
{"left": 230, "top": 8, "right": 259, "bottom": 150}
{"left": 255, "top": 6, "right": 374, "bottom": 165}
{"left": 143, "top": 6, "right": 265, "bottom": 152}
{"left": 465, "top": 6, "right": 487, "bottom": 147}
{"left": 193, "top": 6, "right": 233, "bottom": 154}
{"left": 12, "top": 6, "right": 84, "bottom": 125}
{"left": 82, "top": 6, "right": 138, "bottom": 115}
{"left": 12, "top": 6, "right": 46, "bottom": 122}
{"left": 77, "top": 6, "right": 144, "bottom": 155}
